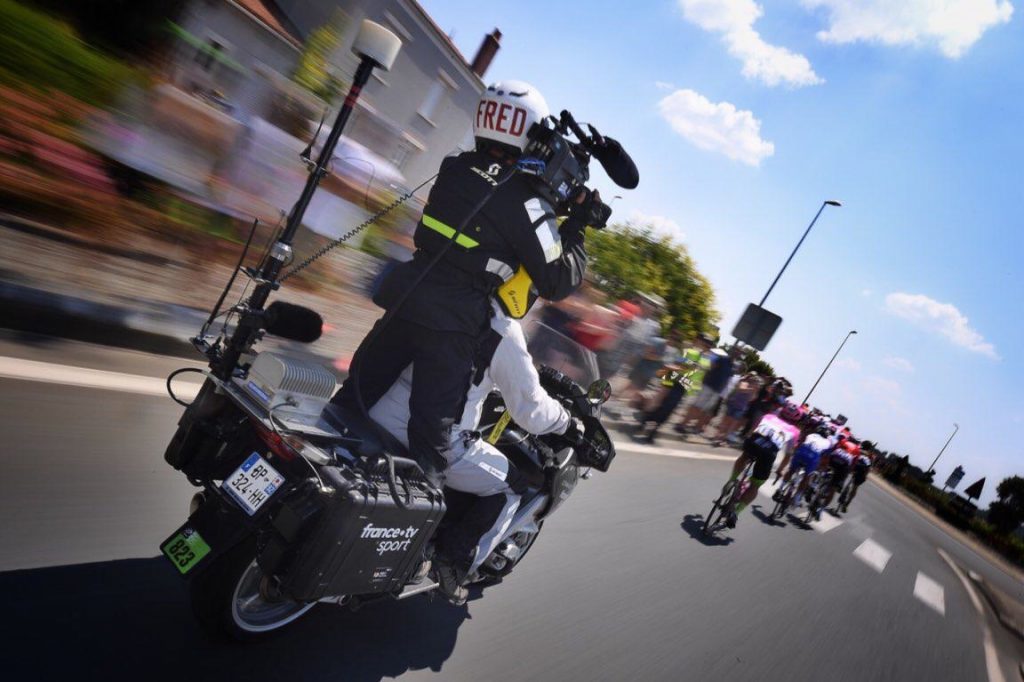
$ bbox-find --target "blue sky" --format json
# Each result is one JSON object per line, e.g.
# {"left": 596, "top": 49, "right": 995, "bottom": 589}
{"left": 420, "top": 0, "right": 1021, "bottom": 504}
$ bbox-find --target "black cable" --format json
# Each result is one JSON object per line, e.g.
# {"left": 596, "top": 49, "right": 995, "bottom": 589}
{"left": 279, "top": 172, "right": 439, "bottom": 283}
{"left": 201, "top": 218, "right": 260, "bottom": 337}
{"left": 166, "top": 367, "right": 208, "bottom": 407}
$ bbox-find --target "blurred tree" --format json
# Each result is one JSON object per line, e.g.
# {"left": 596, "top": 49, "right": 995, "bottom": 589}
{"left": 31, "top": 0, "right": 186, "bottom": 58}
{"left": 0, "top": 0, "right": 138, "bottom": 105}
{"left": 293, "top": 10, "right": 348, "bottom": 102}
{"left": 587, "top": 222, "right": 718, "bottom": 340}
{"left": 988, "top": 476, "right": 1024, "bottom": 534}
{"left": 739, "top": 347, "right": 774, "bottom": 377}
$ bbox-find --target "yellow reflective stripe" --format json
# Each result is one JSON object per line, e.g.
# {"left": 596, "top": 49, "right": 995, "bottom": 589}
{"left": 487, "top": 410, "right": 512, "bottom": 445}
{"left": 422, "top": 215, "right": 480, "bottom": 249}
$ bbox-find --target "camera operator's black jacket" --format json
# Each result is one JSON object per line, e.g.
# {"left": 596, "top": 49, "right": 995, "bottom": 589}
{"left": 373, "top": 150, "right": 587, "bottom": 335}
{"left": 334, "top": 150, "right": 586, "bottom": 481}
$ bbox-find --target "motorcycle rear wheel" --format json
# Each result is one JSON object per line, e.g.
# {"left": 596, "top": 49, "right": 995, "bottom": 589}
{"left": 190, "top": 539, "right": 316, "bottom": 640}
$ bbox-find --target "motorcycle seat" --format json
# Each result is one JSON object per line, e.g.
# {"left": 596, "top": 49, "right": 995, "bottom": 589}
{"left": 320, "top": 403, "right": 412, "bottom": 461}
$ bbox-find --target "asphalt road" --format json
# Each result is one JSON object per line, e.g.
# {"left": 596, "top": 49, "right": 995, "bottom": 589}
{"left": 1, "top": 335, "right": 1021, "bottom": 682}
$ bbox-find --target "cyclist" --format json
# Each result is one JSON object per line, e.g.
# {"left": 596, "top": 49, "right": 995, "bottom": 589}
{"left": 841, "top": 449, "right": 873, "bottom": 512}
{"left": 822, "top": 436, "right": 860, "bottom": 514}
{"left": 724, "top": 399, "right": 803, "bottom": 528}
{"left": 773, "top": 421, "right": 832, "bottom": 507}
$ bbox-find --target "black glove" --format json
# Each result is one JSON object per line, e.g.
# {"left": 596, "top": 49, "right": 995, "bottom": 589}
{"left": 566, "top": 188, "right": 611, "bottom": 231}
{"left": 562, "top": 417, "right": 586, "bottom": 446}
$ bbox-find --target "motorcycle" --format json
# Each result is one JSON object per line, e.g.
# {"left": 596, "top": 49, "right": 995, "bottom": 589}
{"left": 161, "top": 315, "right": 613, "bottom": 638}
{"left": 157, "top": 19, "right": 625, "bottom": 640}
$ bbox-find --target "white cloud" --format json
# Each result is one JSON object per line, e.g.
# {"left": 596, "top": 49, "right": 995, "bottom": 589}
{"left": 861, "top": 288, "right": 873, "bottom": 297}
{"left": 884, "top": 292, "right": 999, "bottom": 359}
{"left": 835, "top": 357, "right": 862, "bottom": 371}
{"left": 655, "top": 80, "right": 676, "bottom": 91}
{"left": 862, "top": 375, "right": 906, "bottom": 412}
{"left": 628, "top": 210, "right": 687, "bottom": 243}
{"left": 804, "top": 0, "right": 1014, "bottom": 58}
{"left": 657, "top": 89, "right": 775, "bottom": 166}
{"left": 883, "top": 355, "right": 915, "bottom": 372}
{"left": 679, "top": 0, "right": 824, "bottom": 87}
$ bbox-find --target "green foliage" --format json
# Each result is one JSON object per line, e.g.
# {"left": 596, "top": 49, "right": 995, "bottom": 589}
{"left": 988, "top": 475, "right": 1024, "bottom": 534}
{"left": 293, "top": 11, "right": 348, "bottom": 102}
{"left": 0, "top": 0, "right": 138, "bottom": 105}
{"left": 740, "top": 347, "right": 774, "bottom": 377}
{"left": 587, "top": 222, "right": 718, "bottom": 340}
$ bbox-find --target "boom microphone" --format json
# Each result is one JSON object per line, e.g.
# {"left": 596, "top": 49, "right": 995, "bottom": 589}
{"left": 591, "top": 137, "right": 639, "bottom": 190}
{"left": 264, "top": 301, "right": 323, "bottom": 343}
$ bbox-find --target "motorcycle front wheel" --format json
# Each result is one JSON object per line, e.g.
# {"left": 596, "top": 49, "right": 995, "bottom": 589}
{"left": 189, "top": 538, "right": 316, "bottom": 640}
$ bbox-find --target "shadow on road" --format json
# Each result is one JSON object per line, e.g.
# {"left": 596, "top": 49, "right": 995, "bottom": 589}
{"left": 679, "top": 514, "right": 734, "bottom": 546}
{"left": 750, "top": 506, "right": 783, "bottom": 527}
{"left": 2, "top": 557, "right": 470, "bottom": 681}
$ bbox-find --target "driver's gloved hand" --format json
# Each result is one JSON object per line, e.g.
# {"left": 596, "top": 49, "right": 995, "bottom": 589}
{"left": 562, "top": 417, "right": 586, "bottom": 446}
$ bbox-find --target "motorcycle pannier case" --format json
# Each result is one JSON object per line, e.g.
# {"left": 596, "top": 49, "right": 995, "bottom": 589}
{"left": 274, "top": 465, "right": 445, "bottom": 601}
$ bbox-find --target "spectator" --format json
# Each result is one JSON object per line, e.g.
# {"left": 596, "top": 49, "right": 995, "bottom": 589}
{"left": 710, "top": 371, "right": 763, "bottom": 445}
{"left": 610, "top": 293, "right": 666, "bottom": 404}
{"left": 675, "top": 342, "right": 736, "bottom": 435}
{"left": 630, "top": 332, "right": 709, "bottom": 445}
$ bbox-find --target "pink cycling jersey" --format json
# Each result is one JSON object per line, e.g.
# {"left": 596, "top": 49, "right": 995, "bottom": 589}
{"left": 751, "top": 413, "right": 801, "bottom": 455}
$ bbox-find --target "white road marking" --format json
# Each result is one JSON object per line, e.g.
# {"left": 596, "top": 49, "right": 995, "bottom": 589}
{"left": 810, "top": 513, "right": 843, "bottom": 533}
{"left": 913, "top": 572, "right": 946, "bottom": 616}
{"left": 0, "top": 356, "right": 202, "bottom": 399}
{"left": 853, "top": 538, "right": 892, "bottom": 573}
{"left": 938, "top": 548, "right": 1007, "bottom": 682}
{"left": 612, "top": 441, "right": 735, "bottom": 462}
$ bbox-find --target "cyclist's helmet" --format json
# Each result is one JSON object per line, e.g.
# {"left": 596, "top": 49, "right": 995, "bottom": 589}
{"left": 474, "top": 80, "right": 549, "bottom": 155}
{"left": 815, "top": 421, "right": 832, "bottom": 437}
{"left": 778, "top": 400, "right": 804, "bottom": 425}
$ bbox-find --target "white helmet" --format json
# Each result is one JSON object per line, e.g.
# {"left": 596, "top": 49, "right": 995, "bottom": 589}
{"left": 474, "top": 80, "right": 549, "bottom": 153}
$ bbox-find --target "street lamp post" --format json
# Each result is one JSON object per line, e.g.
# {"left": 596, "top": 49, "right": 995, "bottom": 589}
{"left": 802, "top": 329, "right": 857, "bottom": 405}
{"left": 928, "top": 423, "right": 960, "bottom": 474}
{"left": 759, "top": 200, "right": 842, "bottom": 307}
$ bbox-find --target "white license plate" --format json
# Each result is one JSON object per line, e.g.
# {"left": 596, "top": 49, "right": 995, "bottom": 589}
{"left": 223, "top": 452, "right": 285, "bottom": 515}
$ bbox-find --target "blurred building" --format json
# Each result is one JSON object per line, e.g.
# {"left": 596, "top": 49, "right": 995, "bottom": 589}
{"left": 170, "top": 0, "right": 502, "bottom": 188}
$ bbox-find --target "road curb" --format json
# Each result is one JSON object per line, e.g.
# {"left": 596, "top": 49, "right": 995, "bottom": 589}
{"left": 868, "top": 473, "right": 1024, "bottom": 582}
{"left": 0, "top": 281, "right": 345, "bottom": 377}
{"left": 0, "top": 280, "right": 201, "bottom": 360}
{"left": 968, "top": 571, "right": 1024, "bottom": 643}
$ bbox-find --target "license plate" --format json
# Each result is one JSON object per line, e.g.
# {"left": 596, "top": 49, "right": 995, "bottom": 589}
{"left": 222, "top": 452, "right": 285, "bottom": 515}
{"left": 161, "top": 527, "right": 211, "bottom": 575}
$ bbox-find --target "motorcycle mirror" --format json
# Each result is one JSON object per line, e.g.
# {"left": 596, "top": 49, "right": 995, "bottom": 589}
{"left": 587, "top": 379, "right": 612, "bottom": 405}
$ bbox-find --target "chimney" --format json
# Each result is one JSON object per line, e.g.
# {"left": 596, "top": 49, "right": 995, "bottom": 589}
{"left": 470, "top": 28, "right": 501, "bottom": 78}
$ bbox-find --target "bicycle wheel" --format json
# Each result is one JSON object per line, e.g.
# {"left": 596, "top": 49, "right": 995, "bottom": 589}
{"left": 770, "top": 479, "right": 790, "bottom": 519}
{"left": 703, "top": 480, "right": 735, "bottom": 535}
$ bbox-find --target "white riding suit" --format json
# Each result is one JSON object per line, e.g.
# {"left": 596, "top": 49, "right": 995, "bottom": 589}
{"left": 370, "top": 304, "right": 571, "bottom": 573}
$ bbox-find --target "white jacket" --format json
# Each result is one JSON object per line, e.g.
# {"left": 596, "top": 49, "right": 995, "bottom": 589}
{"left": 370, "top": 306, "right": 571, "bottom": 451}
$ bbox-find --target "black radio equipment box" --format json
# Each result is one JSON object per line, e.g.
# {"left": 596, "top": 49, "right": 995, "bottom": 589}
{"left": 267, "top": 464, "right": 445, "bottom": 602}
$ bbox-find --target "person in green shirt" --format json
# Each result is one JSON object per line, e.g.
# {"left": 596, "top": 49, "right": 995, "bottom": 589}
{"left": 630, "top": 333, "right": 713, "bottom": 445}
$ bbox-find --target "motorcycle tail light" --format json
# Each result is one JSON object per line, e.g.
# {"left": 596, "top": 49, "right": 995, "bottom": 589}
{"left": 252, "top": 420, "right": 298, "bottom": 462}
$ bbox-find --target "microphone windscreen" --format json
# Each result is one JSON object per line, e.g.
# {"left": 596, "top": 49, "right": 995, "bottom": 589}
{"left": 265, "top": 301, "right": 323, "bottom": 343}
{"left": 592, "top": 137, "right": 639, "bottom": 189}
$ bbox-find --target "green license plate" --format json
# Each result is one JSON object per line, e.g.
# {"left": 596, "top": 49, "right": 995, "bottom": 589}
{"left": 161, "top": 527, "right": 211, "bottom": 575}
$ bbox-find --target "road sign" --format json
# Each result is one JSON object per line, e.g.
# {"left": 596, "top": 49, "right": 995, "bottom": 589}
{"left": 732, "top": 304, "right": 782, "bottom": 351}
{"left": 945, "top": 466, "right": 965, "bottom": 490}
{"left": 963, "top": 477, "right": 985, "bottom": 500}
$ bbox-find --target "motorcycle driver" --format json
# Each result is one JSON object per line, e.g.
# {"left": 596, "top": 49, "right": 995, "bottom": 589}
{"left": 370, "top": 278, "right": 581, "bottom": 605}
{"left": 331, "top": 80, "right": 605, "bottom": 490}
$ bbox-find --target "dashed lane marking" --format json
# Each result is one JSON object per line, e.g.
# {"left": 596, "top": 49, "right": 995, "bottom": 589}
{"left": 938, "top": 548, "right": 1007, "bottom": 682}
{"left": 0, "top": 356, "right": 202, "bottom": 400}
{"left": 853, "top": 538, "right": 892, "bottom": 573}
{"left": 810, "top": 513, "right": 843, "bottom": 534}
{"left": 913, "top": 571, "right": 946, "bottom": 616}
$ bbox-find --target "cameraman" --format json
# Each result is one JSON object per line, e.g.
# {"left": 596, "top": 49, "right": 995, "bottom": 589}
{"left": 331, "top": 80, "right": 607, "bottom": 487}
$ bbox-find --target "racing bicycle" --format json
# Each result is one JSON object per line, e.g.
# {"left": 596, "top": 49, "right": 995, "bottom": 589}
{"left": 702, "top": 459, "right": 754, "bottom": 536}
